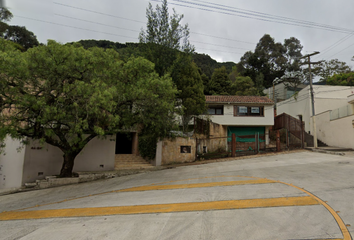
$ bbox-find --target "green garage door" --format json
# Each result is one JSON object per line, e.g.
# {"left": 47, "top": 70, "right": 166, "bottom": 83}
{"left": 227, "top": 127, "right": 265, "bottom": 142}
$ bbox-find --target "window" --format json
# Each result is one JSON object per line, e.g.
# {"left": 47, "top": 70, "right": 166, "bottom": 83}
{"left": 234, "top": 106, "right": 264, "bottom": 117}
{"left": 207, "top": 106, "right": 223, "bottom": 115}
{"left": 181, "top": 146, "right": 191, "bottom": 153}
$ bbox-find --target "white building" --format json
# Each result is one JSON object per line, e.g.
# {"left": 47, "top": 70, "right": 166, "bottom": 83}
{"left": 205, "top": 95, "right": 274, "bottom": 145}
{"left": 277, "top": 85, "right": 354, "bottom": 148}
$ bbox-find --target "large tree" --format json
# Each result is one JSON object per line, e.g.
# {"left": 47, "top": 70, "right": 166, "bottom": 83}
{"left": 209, "top": 66, "right": 231, "bottom": 95}
{"left": 313, "top": 59, "right": 352, "bottom": 82}
{"left": 0, "top": 7, "right": 11, "bottom": 35}
{"left": 139, "top": 0, "right": 193, "bottom": 76}
{"left": 170, "top": 54, "right": 206, "bottom": 132}
{"left": 0, "top": 40, "right": 177, "bottom": 177}
{"left": 2, "top": 25, "right": 39, "bottom": 50}
{"left": 239, "top": 34, "right": 304, "bottom": 89}
{"left": 327, "top": 72, "right": 354, "bottom": 86}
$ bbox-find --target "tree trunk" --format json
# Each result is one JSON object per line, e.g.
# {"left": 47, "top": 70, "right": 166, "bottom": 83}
{"left": 59, "top": 152, "right": 77, "bottom": 177}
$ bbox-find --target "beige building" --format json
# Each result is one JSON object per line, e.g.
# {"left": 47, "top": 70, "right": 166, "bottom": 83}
{"left": 277, "top": 85, "right": 354, "bottom": 148}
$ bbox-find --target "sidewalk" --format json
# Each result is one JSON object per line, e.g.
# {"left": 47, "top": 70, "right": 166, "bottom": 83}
{"left": 0, "top": 149, "right": 308, "bottom": 196}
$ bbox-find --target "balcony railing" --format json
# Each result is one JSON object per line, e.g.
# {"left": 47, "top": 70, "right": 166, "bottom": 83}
{"left": 330, "top": 105, "right": 354, "bottom": 120}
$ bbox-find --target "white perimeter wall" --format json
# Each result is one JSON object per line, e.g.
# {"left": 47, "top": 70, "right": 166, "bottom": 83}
{"left": 0, "top": 137, "right": 25, "bottom": 189}
{"left": 209, "top": 104, "right": 274, "bottom": 126}
{"left": 314, "top": 111, "right": 354, "bottom": 149}
{"left": 277, "top": 86, "right": 354, "bottom": 133}
{"left": 22, "top": 136, "right": 116, "bottom": 184}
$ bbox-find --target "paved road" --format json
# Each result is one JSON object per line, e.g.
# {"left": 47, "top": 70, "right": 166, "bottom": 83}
{"left": 0, "top": 151, "right": 353, "bottom": 240}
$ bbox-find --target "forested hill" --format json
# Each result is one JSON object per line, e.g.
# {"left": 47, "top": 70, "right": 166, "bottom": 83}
{"left": 73, "top": 39, "right": 236, "bottom": 77}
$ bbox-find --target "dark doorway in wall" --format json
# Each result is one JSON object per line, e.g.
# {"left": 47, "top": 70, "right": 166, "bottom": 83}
{"left": 115, "top": 133, "right": 133, "bottom": 154}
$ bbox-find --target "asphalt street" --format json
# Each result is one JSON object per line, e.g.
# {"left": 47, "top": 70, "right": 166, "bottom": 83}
{"left": 0, "top": 151, "right": 353, "bottom": 240}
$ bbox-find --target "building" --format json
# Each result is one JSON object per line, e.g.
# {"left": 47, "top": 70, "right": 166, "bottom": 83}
{"left": 205, "top": 95, "right": 274, "bottom": 146}
{"left": 277, "top": 85, "right": 354, "bottom": 148}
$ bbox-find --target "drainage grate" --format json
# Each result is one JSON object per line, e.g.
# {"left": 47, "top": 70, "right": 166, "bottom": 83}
{"left": 338, "top": 162, "right": 350, "bottom": 164}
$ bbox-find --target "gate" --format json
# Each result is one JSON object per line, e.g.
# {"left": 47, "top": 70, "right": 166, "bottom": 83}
{"left": 273, "top": 113, "right": 305, "bottom": 149}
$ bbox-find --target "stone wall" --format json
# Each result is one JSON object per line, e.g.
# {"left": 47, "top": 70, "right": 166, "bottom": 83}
{"left": 159, "top": 137, "right": 196, "bottom": 165}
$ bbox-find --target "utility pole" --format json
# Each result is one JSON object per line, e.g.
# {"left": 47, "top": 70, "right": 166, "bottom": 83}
{"left": 300, "top": 52, "right": 321, "bottom": 148}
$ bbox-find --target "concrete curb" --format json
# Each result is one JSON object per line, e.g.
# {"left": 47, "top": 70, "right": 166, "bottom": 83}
{"left": 306, "top": 148, "right": 345, "bottom": 156}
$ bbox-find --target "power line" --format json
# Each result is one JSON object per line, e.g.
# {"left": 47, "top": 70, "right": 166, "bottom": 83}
{"left": 53, "top": 2, "right": 146, "bottom": 24}
{"left": 15, "top": 16, "right": 138, "bottom": 40}
{"left": 55, "top": 14, "right": 251, "bottom": 52}
{"left": 164, "top": 0, "right": 354, "bottom": 34}
{"left": 185, "top": 0, "right": 353, "bottom": 34}
{"left": 55, "top": 14, "right": 140, "bottom": 33}
{"left": 53, "top": 1, "right": 256, "bottom": 46}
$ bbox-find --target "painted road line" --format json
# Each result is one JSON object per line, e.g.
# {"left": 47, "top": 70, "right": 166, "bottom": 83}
{"left": 12, "top": 178, "right": 275, "bottom": 212}
{"left": 0, "top": 196, "right": 319, "bottom": 221}
{"left": 279, "top": 181, "right": 352, "bottom": 240}
{"left": 117, "top": 179, "right": 276, "bottom": 192}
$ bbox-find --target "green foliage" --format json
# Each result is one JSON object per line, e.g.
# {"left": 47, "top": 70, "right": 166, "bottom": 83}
{"left": 139, "top": 0, "right": 193, "bottom": 76}
{"left": 313, "top": 59, "right": 352, "bottom": 82}
{"left": 0, "top": 7, "right": 12, "bottom": 22}
{"left": 327, "top": 72, "right": 354, "bottom": 86}
{"left": 170, "top": 54, "right": 206, "bottom": 132}
{"left": 239, "top": 34, "right": 304, "bottom": 89}
{"left": 209, "top": 66, "right": 231, "bottom": 95}
{"left": 138, "top": 134, "right": 158, "bottom": 160}
{"left": 0, "top": 7, "right": 12, "bottom": 36}
{"left": 0, "top": 40, "right": 177, "bottom": 177}
{"left": 230, "top": 76, "right": 259, "bottom": 96}
{"left": 74, "top": 39, "right": 127, "bottom": 50}
{"left": 2, "top": 25, "right": 39, "bottom": 50}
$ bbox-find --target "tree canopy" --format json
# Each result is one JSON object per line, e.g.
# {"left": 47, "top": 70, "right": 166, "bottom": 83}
{"left": 0, "top": 40, "right": 177, "bottom": 177}
{"left": 313, "top": 59, "right": 352, "bottom": 82}
{"left": 170, "top": 53, "right": 206, "bottom": 131}
{"left": 327, "top": 72, "right": 354, "bottom": 86}
{"left": 239, "top": 34, "right": 304, "bottom": 89}
{"left": 139, "top": 0, "right": 193, "bottom": 76}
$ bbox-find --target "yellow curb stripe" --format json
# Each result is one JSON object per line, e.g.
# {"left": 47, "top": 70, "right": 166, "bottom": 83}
{"left": 0, "top": 196, "right": 319, "bottom": 221}
{"left": 149, "top": 175, "right": 262, "bottom": 186}
{"left": 279, "top": 181, "right": 351, "bottom": 240}
{"left": 13, "top": 178, "right": 272, "bottom": 212}
{"left": 117, "top": 179, "right": 276, "bottom": 192}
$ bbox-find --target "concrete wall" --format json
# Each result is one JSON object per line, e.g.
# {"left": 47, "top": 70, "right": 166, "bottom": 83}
{"left": 277, "top": 86, "right": 354, "bottom": 133}
{"left": 207, "top": 104, "right": 274, "bottom": 126}
{"left": 0, "top": 137, "right": 25, "bottom": 189}
{"left": 314, "top": 111, "right": 354, "bottom": 149}
{"left": 22, "top": 136, "right": 116, "bottom": 184}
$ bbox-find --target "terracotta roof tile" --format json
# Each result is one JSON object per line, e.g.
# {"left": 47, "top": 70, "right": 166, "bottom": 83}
{"left": 205, "top": 95, "right": 273, "bottom": 104}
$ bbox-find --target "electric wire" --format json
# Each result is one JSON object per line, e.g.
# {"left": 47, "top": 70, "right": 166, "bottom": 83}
{"left": 15, "top": 16, "right": 138, "bottom": 40}
{"left": 159, "top": 0, "right": 354, "bottom": 34}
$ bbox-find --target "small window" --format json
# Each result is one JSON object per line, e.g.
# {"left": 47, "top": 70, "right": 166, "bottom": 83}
{"left": 207, "top": 106, "right": 223, "bottom": 115}
{"left": 181, "top": 146, "right": 191, "bottom": 153}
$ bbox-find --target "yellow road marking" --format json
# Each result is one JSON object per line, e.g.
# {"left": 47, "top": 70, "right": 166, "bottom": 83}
{"left": 0, "top": 196, "right": 319, "bottom": 221}
{"left": 279, "top": 181, "right": 352, "bottom": 240}
{"left": 149, "top": 175, "right": 262, "bottom": 186}
{"left": 117, "top": 179, "right": 276, "bottom": 192}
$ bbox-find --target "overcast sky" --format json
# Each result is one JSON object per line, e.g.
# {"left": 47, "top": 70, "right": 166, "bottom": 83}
{"left": 4, "top": 0, "right": 354, "bottom": 69}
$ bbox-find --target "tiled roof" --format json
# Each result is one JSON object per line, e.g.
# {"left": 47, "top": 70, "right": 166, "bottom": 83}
{"left": 205, "top": 95, "right": 273, "bottom": 104}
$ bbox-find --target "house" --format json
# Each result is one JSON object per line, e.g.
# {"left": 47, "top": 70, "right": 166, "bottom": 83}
{"left": 264, "top": 82, "right": 307, "bottom": 103}
{"left": 276, "top": 85, "right": 354, "bottom": 148}
{"left": 153, "top": 95, "right": 274, "bottom": 166}
{"left": 205, "top": 95, "right": 274, "bottom": 146}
